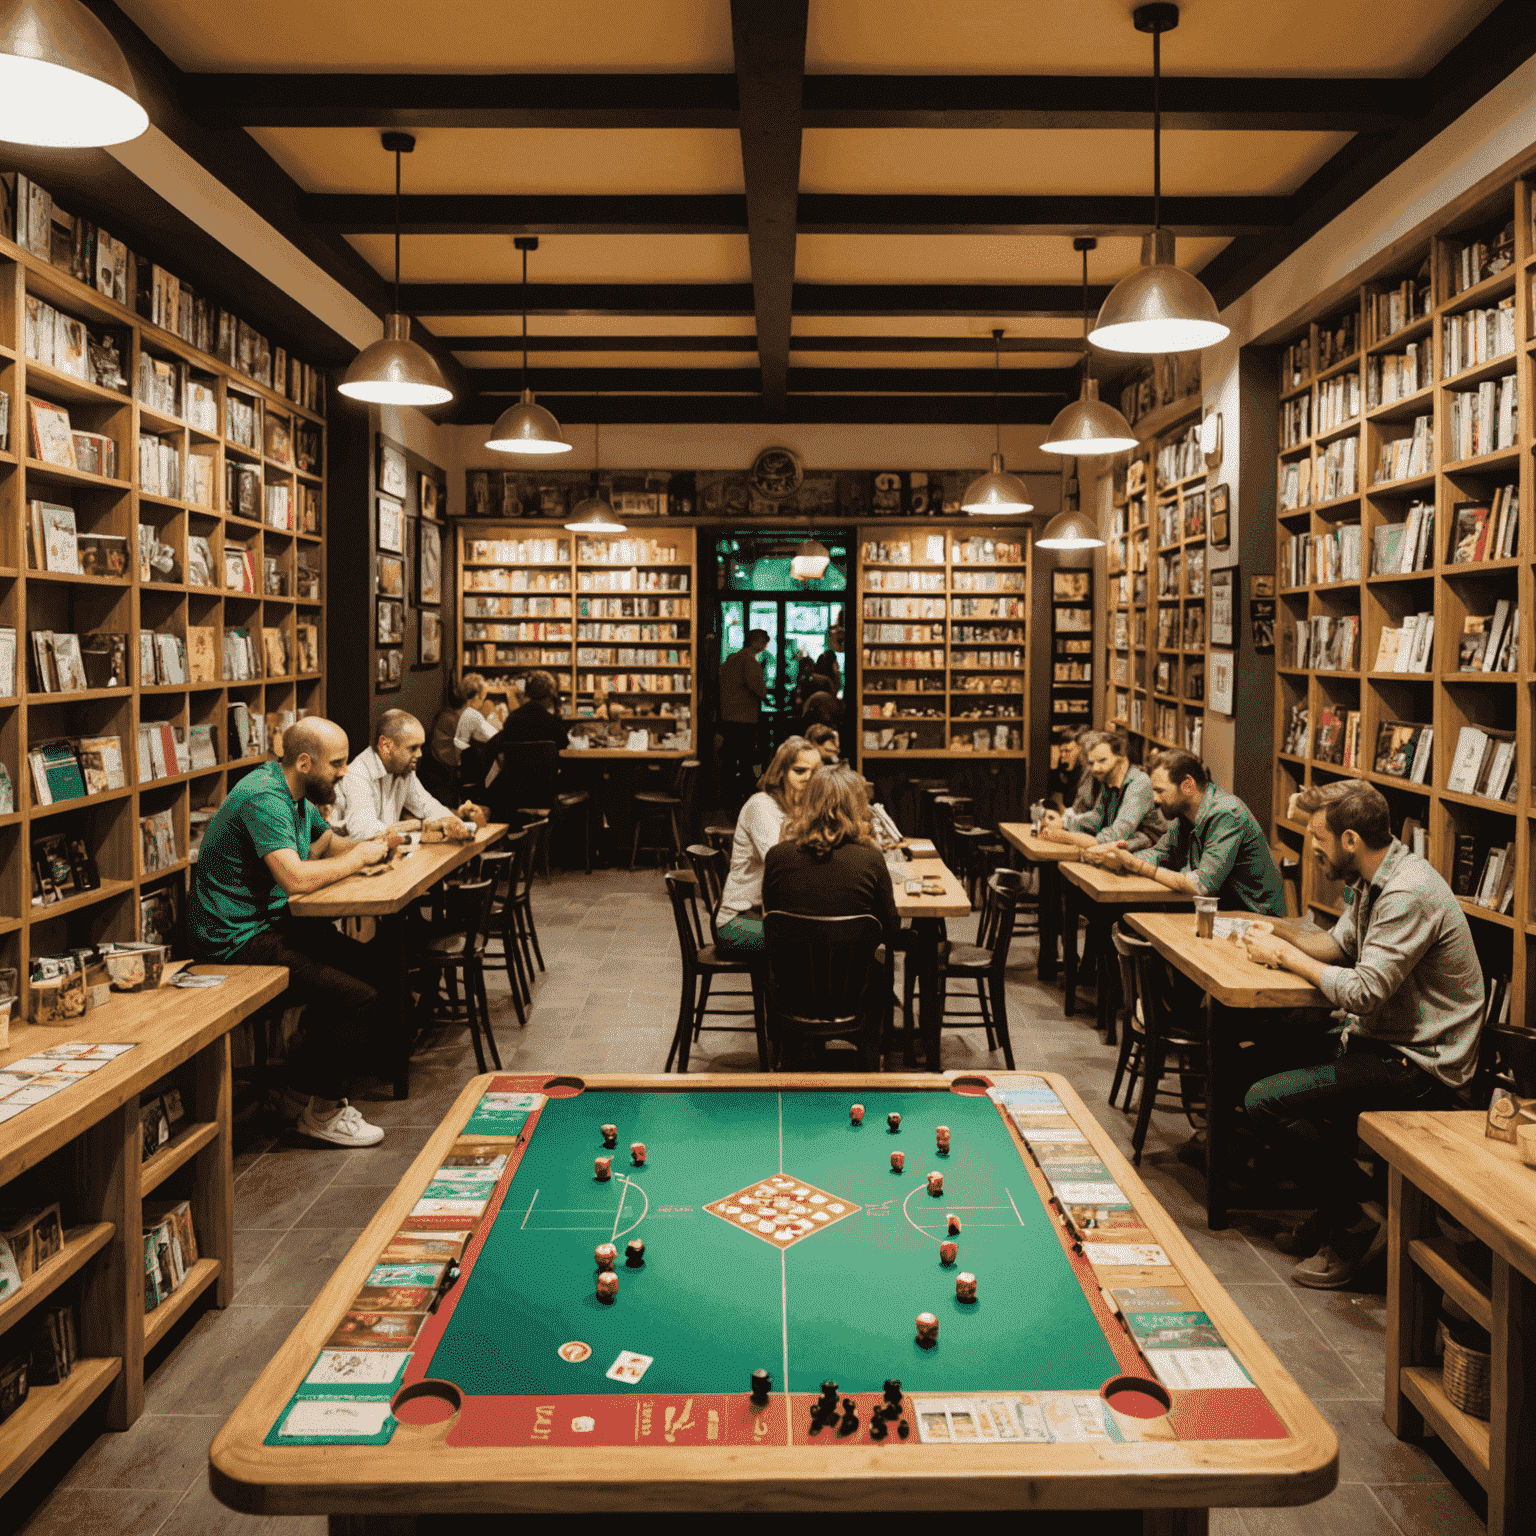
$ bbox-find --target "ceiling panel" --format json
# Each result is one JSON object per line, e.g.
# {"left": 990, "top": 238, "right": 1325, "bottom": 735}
{"left": 423, "top": 314, "right": 759, "bottom": 336}
{"left": 116, "top": 0, "right": 734, "bottom": 72}
{"left": 800, "top": 127, "right": 1353, "bottom": 197}
{"left": 458, "top": 350, "right": 758, "bottom": 368}
{"left": 249, "top": 127, "right": 744, "bottom": 195}
{"left": 805, "top": 0, "right": 1502, "bottom": 78}
{"left": 791, "top": 315, "right": 1086, "bottom": 338}
{"left": 794, "top": 233, "right": 1230, "bottom": 285}
{"left": 789, "top": 350, "right": 1083, "bottom": 369}
{"left": 347, "top": 232, "right": 752, "bottom": 283}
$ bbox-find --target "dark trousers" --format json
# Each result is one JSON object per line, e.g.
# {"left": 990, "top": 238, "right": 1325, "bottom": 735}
{"left": 1244, "top": 1038, "right": 1453, "bottom": 1228}
{"left": 228, "top": 919, "right": 381, "bottom": 1101}
{"left": 719, "top": 720, "right": 759, "bottom": 807}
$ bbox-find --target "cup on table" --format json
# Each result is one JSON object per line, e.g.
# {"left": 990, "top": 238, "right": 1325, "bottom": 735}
{"left": 1194, "top": 896, "right": 1219, "bottom": 939}
{"left": 1030, "top": 801, "right": 1046, "bottom": 835}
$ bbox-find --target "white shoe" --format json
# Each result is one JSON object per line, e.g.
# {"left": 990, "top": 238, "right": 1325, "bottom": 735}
{"left": 297, "top": 1099, "right": 384, "bottom": 1148}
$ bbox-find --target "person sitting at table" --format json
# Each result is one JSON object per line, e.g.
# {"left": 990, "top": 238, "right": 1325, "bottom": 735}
{"left": 715, "top": 735, "right": 821, "bottom": 956}
{"left": 1049, "top": 726, "right": 1096, "bottom": 814}
{"left": 1083, "top": 749, "right": 1286, "bottom": 917}
{"left": 333, "top": 709, "right": 484, "bottom": 843}
{"left": 796, "top": 677, "right": 842, "bottom": 736}
{"left": 188, "top": 718, "right": 394, "bottom": 1149}
{"left": 1237, "top": 780, "right": 1482, "bottom": 1289}
{"left": 805, "top": 723, "right": 842, "bottom": 765}
{"left": 1038, "top": 730, "right": 1166, "bottom": 852}
{"left": 452, "top": 673, "right": 507, "bottom": 790}
{"left": 481, "top": 670, "right": 570, "bottom": 822}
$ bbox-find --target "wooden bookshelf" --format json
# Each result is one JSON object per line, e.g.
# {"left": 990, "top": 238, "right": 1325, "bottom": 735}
{"left": 454, "top": 524, "right": 696, "bottom": 753}
{"left": 0, "top": 230, "right": 326, "bottom": 1011}
{"left": 856, "top": 528, "right": 1029, "bottom": 759}
{"left": 1268, "top": 171, "right": 1535, "bottom": 1019}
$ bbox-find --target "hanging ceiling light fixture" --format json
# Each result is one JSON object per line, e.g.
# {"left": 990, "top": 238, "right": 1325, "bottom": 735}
{"left": 790, "top": 537, "right": 831, "bottom": 582}
{"left": 1088, "top": 4, "right": 1229, "bottom": 356}
{"left": 564, "top": 397, "right": 625, "bottom": 532}
{"left": 1042, "top": 237, "right": 1139, "bottom": 456}
{"left": 486, "top": 236, "right": 572, "bottom": 454}
{"left": 1037, "top": 498, "right": 1106, "bottom": 550}
{"left": 338, "top": 133, "right": 453, "bottom": 407}
{"left": 961, "top": 330, "right": 1033, "bottom": 514}
{"left": 0, "top": 0, "right": 148, "bottom": 147}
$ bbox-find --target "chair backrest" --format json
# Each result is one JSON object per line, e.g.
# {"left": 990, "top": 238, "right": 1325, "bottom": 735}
{"left": 1131, "top": 938, "right": 1196, "bottom": 1045}
{"left": 1111, "top": 922, "right": 1151, "bottom": 1034}
{"left": 663, "top": 870, "right": 705, "bottom": 966}
{"left": 675, "top": 758, "right": 700, "bottom": 839}
{"left": 703, "top": 823, "right": 735, "bottom": 855}
{"left": 979, "top": 874, "right": 1022, "bottom": 975}
{"left": 976, "top": 867, "right": 1025, "bottom": 950}
{"left": 510, "top": 818, "right": 549, "bottom": 898}
{"left": 437, "top": 877, "right": 497, "bottom": 951}
{"left": 684, "top": 843, "right": 726, "bottom": 938}
{"left": 762, "top": 910, "right": 882, "bottom": 1038}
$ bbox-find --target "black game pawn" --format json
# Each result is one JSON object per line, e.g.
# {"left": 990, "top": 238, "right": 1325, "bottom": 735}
{"left": 883, "top": 1378, "right": 903, "bottom": 1408}
{"left": 820, "top": 1380, "right": 840, "bottom": 1408}
{"left": 869, "top": 1418, "right": 888, "bottom": 1440}
{"left": 625, "top": 1239, "right": 646, "bottom": 1268}
{"left": 897, "top": 1420, "right": 910, "bottom": 1439}
{"left": 750, "top": 1369, "right": 771, "bottom": 1404}
{"left": 838, "top": 1407, "right": 860, "bottom": 1436}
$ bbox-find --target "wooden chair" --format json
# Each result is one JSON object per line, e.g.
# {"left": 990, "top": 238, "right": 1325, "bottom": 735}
{"left": 505, "top": 817, "right": 549, "bottom": 987}
{"left": 1128, "top": 942, "right": 1209, "bottom": 1165}
{"left": 703, "top": 823, "right": 735, "bottom": 855}
{"left": 762, "top": 911, "right": 888, "bottom": 1071}
{"left": 1107, "top": 922, "right": 1149, "bottom": 1109}
{"left": 411, "top": 877, "right": 501, "bottom": 1074}
{"left": 663, "top": 871, "right": 766, "bottom": 1072}
{"left": 632, "top": 759, "right": 699, "bottom": 868}
{"left": 684, "top": 843, "right": 727, "bottom": 938}
{"left": 475, "top": 843, "right": 528, "bottom": 1023}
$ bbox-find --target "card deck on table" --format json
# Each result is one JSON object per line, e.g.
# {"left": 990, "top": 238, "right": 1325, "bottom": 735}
{"left": 324, "top": 1311, "right": 430, "bottom": 1351}
{"left": 605, "top": 1349, "right": 654, "bottom": 1384}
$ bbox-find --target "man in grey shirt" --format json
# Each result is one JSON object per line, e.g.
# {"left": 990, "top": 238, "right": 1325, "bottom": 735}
{"left": 718, "top": 628, "right": 769, "bottom": 809}
{"left": 1038, "top": 730, "right": 1167, "bottom": 851}
{"left": 1239, "top": 780, "right": 1482, "bottom": 1290}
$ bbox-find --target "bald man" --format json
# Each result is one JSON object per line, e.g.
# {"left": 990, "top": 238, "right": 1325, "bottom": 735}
{"left": 189, "top": 718, "right": 394, "bottom": 1148}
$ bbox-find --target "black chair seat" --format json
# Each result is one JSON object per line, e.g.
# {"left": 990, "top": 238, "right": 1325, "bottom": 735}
{"left": 696, "top": 943, "right": 753, "bottom": 973}
{"left": 420, "top": 931, "right": 489, "bottom": 960}
{"left": 558, "top": 790, "right": 589, "bottom": 807}
{"left": 940, "top": 942, "right": 993, "bottom": 972}
{"left": 635, "top": 790, "right": 682, "bottom": 806}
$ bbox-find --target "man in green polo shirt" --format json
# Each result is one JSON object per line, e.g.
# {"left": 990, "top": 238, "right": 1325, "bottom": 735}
{"left": 190, "top": 718, "right": 393, "bottom": 1148}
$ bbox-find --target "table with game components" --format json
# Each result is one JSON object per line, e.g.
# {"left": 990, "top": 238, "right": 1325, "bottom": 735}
{"left": 211, "top": 1071, "right": 1336, "bottom": 1529}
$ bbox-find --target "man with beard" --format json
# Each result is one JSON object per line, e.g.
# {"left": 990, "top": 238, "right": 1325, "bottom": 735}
{"left": 189, "top": 718, "right": 394, "bottom": 1147}
{"left": 1037, "top": 730, "right": 1166, "bottom": 852}
{"left": 1238, "top": 780, "right": 1482, "bottom": 1290}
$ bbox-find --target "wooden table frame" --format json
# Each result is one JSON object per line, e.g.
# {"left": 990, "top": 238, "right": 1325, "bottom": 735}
{"left": 1059, "top": 863, "right": 1192, "bottom": 1040}
{"left": 891, "top": 856, "right": 971, "bottom": 1069}
{"left": 211, "top": 1069, "right": 1337, "bottom": 1526}
{"left": 999, "top": 823, "right": 1080, "bottom": 985}
{"left": 1125, "top": 912, "right": 1326, "bottom": 1230}
{"left": 1358, "top": 1109, "right": 1536, "bottom": 1536}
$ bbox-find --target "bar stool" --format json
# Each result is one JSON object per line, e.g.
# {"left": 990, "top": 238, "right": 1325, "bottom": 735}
{"left": 951, "top": 821, "right": 995, "bottom": 908}
{"left": 933, "top": 795, "right": 972, "bottom": 869}
{"left": 631, "top": 759, "right": 698, "bottom": 869}
{"left": 703, "top": 822, "right": 735, "bottom": 855}
{"left": 916, "top": 782, "right": 951, "bottom": 840}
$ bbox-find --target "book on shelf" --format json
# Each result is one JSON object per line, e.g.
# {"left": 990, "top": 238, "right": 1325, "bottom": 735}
{"left": 1442, "top": 300, "right": 1516, "bottom": 376}
{"left": 1378, "top": 612, "right": 1435, "bottom": 674}
{"left": 1282, "top": 704, "right": 1309, "bottom": 757}
{"left": 223, "top": 542, "right": 257, "bottom": 594}
{"left": 1446, "top": 376, "right": 1519, "bottom": 461}
{"left": 1373, "top": 721, "right": 1433, "bottom": 783}
{"left": 1373, "top": 415, "right": 1433, "bottom": 483}
{"left": 187, "top": 724, "right": 217, "bottom": 769}
{"left": 27, "top": 739, "right": 86, "bottom": 805}
{"left": 31, "top": 832, "right": 80, "bottom": 904}
{"left": 1446, "top": 726, "right": 1518, "bottom": 800}
{"left": 1473, "top": 840, "right": 1518, "bottom": 912}
{"left": 1447, "top": 224, "right": 1514, "bottom": 294}
{"left": 0, "top": 627, "right": 14, "bottom": 698}
{"left": 137, "top": 722, "right": 189, "bottom": 782}
{"left": 143, "top": 1199, "right": 199, "bottom": 1312}
{"left": 78, "top": 735, "right": 127, "bottom": 792}
{"left": 140, "top": 884, "right": 179, "bottom": 946}
{"left": 140, "top": 809, "right": 178, "bottom": 873}
{"left": 137, "top": 352, "right": 182, "bottom": 417}
{"left": 28, "top": 499, "right": 79, "bottom": 573}
{"left": 138, "top": 433, "right": 180, "bottom": 497}
{"left": 29, "top": 632, "right": 88, "bottom": 693}
{"left": 225, "top": 460, "right": 261, "bottom": 518}
{"left": 26, "top": 399, "right": 75, "bottom": 468}
{"left": 79, "top": 632, "right": 128, "bottom": 688}
{"left": 223, "top": 628, "right": 258, "bottom": 682}
{"left": 1448, "top": 487, "right": 1519, "bottom": 564}
{"left": 186, "top": 625, "right": 218, "bottom": 683}
{"left": 1365, "top": 343, "right": 1426, "bottom": 406}
{"left": 1400, "top": 817, "right": 1428, "bottom": 861}
{"left": 262, "top": 627, "right": 289, "bottom": 677}
{"left": 71, "top": 430, "right": 116, "bottom": 479}
{"left": 186, "top": 535, "right": 214, "bottom": 587}
{"left": 77, "top": 532, "right": 128, "bottom": 578}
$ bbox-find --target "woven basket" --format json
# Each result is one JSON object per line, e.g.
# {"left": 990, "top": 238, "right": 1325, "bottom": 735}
{"left": 1443, "top": 1334, "right": 1491, "bottom": 1419}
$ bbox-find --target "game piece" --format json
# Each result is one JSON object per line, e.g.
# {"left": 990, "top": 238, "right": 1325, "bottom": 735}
{"left": 625, "top": 1238, "right": 645, "bottom": 1267}
{"left": 935, "top": 1125, "right": 950, "bottom": 1152}
{"left": 600, "top": 1123, "right": 618, "bottom": 1148}
{"left": 596, "top": 1272, "right": 618, "bottom": 1303}
{"left": 751, "top": 1369, "right": 771, "bottom": 1404}
{"left": 939, "top": 1240, "right": 957, "bottom": 1265}
{"left": 926, "top": 1171, "right": 943, "bottom": 1196}
{"left": 594, "top": 1156, "right": 612, "bottom": 1181}
{"left": 956, "top": 1271, "right": 977, "bottom": 1303}
{"left": 887, "top": 1112, "right": 901, "bottom": 1133}
{"left": 850, "top": 1103, "right": 865, "bottom": 1125}
{"left": 897, "top": 1419, "right": 910, "bottom": 1438}
{"left": 883, "top": 1379, "right": 903, "bottom": 1407}
{"left": 915, "top": 1311, "right": 938, "bottom": 1347}
{"left": 947, "top": 1212, "right": 961, "bottom": 1235}
{"left": 630, "top": 1141, "right": 647, "bottom": 1165}
{"left": 594, "top": 1242, "right": 617, "bottom": 1272}
{"left": 870, "top": 1417, "right": 887, "bottom": 1440}
{"left": 890, "top": 1150, "right": 905, "bottom": 1172}
{"left": 838, "top": 1405, "right": 859, "bottom": 1435}
{"left": 820, "top": 1380, "right": 839, "bottom": 1407}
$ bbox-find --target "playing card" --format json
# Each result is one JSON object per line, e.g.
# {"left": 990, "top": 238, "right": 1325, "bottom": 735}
{"left": 605, "top": 1349, "right": 654, "bottom": 1385}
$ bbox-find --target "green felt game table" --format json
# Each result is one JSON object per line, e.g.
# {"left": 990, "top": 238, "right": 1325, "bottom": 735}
{"left": 212, "top": 1072, "right": 1337, "bottom": 1531}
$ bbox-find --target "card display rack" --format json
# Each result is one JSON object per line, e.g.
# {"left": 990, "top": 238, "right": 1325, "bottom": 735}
{"left": 1049, "top": 568, "right": 1094, "bottom": 734}
{"left": 0, "top": 235, "right": 326, "bottom": 1015}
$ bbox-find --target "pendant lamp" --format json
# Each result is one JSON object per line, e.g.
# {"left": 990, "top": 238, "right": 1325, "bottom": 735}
{"left": 1037, "top": 503, "right": 1105, "bottom": 550}
{"left": 1042, "top": 237, "right": 1139, "bottom": 456}
{"left": 338, "top": 134, "right": 453, "bottom": 407}
{"left": 0, "top": 0, "right": 147, "bottom": 147}
{"left": 961, "top": 330, "right": 1033, "bottom": 514}
{"left": 486, "top": 237, "right": 572, "bottom": 454}
{"left": 791, "top": 538, "right": 830, "bottom": 582}
{"left": 1088, "top": 5, "right": 1229, "bottom": 356}
{"left": 564, "top": 398, "right": 625, "bottom": 532}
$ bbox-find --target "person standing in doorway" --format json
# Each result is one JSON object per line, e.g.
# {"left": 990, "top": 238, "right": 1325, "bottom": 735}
{"left": 719, "top": 627, "right": 769, "bottom": 810}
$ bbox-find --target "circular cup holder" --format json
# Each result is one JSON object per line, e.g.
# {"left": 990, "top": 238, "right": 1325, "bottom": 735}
{"left": 542, "top": 1076, "right": 586, "bottom": 1098}
{"left": 1100, "top": 1374, "right": 1173, "bottom": 1420}
{"left": 391, "top": 1378, "right": 463, "bottom": 1426}
{"left": 949, "top": 1076, "right": 992, "bottom": 1096}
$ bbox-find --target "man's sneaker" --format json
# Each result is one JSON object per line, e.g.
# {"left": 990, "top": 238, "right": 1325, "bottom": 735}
{"left": 296, "top": 1099, "right": 384, "bottom": 1148}
{"left": 1290, "top": 1215, "right": 1387, "bottom": 1290}
{"left": 276, "top": 1085, "right": 310, "bottom": 1122}
{"left": 1275, "top": 1208, "right": 1332, "bottom": 1258}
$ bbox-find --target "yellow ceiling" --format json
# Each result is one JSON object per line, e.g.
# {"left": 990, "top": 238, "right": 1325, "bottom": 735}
{"left": 800, "top": 128, "right": 1352, "bottom": 198}
{"left": 805, "top": 0, "right": 1503, "bottom": 77}
{"left": 792, "top": 315, "right": 1087, "bottom": 338}
{"left": 788, "top": 351, "right": 1084, "bottom": 370}
{"left": 348, "top": 232, "right": 752, "bottom": 284}
{"left": 456, "top": 350, "right": 758, "bottom": 368}
{"left": 115, "top": 0, "right": 734, "bottom": 71}
{"left": 251, "top": 128, "right": 744, "bottom": 196}
{"left": 424, "top": 314, "right": 759, "bottom": 336}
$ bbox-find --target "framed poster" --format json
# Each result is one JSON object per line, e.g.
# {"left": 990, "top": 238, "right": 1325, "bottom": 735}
{"left": 387, "top": 648, "right": 404, "bottom": 684}
{"left": 379, "top": 440, "right": 408, "bottom": 499}
{"left": 376, "top": 598, "right": 403, "bottom": 645}
{"left": 1209, "top": 650, "right": 1235, "bottom": 716}
{"left": 417, "top": 519, "right": 442, "bottom": 606}
{"left": 1210, "top": 565, "right": 1236, "bottom": 646}
{"left": 377, "top": 553, "right": 404, "bottom": 598}
{"left": 376, "top": 649, "right": 401, "bottom": 691}
{"left": 419, "top": 474, "right": 440, "bottom": 520}
{"left": 419, "top": 609, "right": 442, "bottom": 665}
{"left": 1210, "top": 483, "right": 1231, "bottom": 548}
{"left": 378, "top": 496, "right": 404, "bottom": 553}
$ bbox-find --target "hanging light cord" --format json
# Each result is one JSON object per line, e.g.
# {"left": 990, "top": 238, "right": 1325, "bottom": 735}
{"left": 393, "top": 148, "right": 402, "bottom": 314}
{"left": 1152, "top": 24, "right": 1162, "bottom": 232}
{"left": 1081, "top": 245, "right": 1091, "bottom": 380}
{"left": 521, "top": 245, "right": 530, "bottom": 394}
{"left": 993, "top": 328, "right": 1003, "bottom": 456}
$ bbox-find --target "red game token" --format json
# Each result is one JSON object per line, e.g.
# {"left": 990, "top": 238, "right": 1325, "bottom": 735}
{"left": 630, "top": 1141, "right": 647, "bottom": 1165}
{"left": 594, "top": 1242, "right": 618, "bottom": 1272}
{"left": 947, "top": 1212, "right": 961, "bottom": 1235}
{"left": 939, "top": 1240, "right": 957, "bottom": 1265}
{"left": 956, "top": 1271, "right": 977, "bottom": 1303}
{"left": 935, "top": 1125, "right": 951, "bottom": 1152}
{"left": 600, "top": 1123, "right": 618, "bottom": 1145}
{"left": 890, "top": 1150, "right": 905, "bottom": 1172}
{"left": 927, "top": 1171, "right": 944, "bottom": 1196}
{"left": 596, "top": 1272, "right": 619, "bottom": 1303}
{"left": 850, "top": 1103, "right": 865, "bottom": 1124}
{"left": 595, "top": 1156, "right": 612, "bottom": 1181}
{"left": 915, "top": 1311, "right": 938, "bottom": 1346}
{"left": 887, "top": 1112, "right": 901, "bottom": 1132}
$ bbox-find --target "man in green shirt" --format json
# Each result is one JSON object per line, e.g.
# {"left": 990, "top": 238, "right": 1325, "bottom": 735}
{"left": 190, "top": 718, "right": 394, "bottom": 1148}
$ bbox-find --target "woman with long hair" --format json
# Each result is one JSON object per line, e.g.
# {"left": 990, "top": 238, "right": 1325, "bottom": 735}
{"left": 715, "top": 735, "right": 822, "bottom": 955}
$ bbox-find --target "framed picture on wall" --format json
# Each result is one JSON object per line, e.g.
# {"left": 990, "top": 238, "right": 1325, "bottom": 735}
{"left": 377, "top": 598, "right": 403, "bottom": 645}
{"left": 1210, "top": 483, "right": 1231, "bottom": 548}
{"left": 1210, "top": 565, "right": 1236, "bottom": 646}
{"left": 376, "top": 651, "right": 399, "bottom": 691}
{"left": 387, "top": 649, "right": 404, "bottom": 685}
{"left": 1209, "top": 650, "right": 1235, "bottom": 715}
{"left": 378, "top": 495, "right": 404, "bottom": 553}
{"left": 417, "top": 519, "right": 442, "bottom": 606}
{"left": 419, "top": 609, "right": 442, "bottom": 665}
{"left": 379, "top": 440, "right": 408, "bottom": 499}
{"left": 420, "top": 474, "right": 440, "bottom": 520}
{"left": 377, "top": 553, "right": 404, "bottom": 598}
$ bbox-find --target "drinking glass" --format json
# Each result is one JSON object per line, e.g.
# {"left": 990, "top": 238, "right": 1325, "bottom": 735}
{"left": 1194, "top": 896, "right": 1219, "bottom": 939}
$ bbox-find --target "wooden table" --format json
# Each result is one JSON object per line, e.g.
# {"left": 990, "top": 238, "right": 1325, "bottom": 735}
{"left": 1358, "top": 1109, "right": 1536, "bottom": 1535}
{"left": 999, "top": 823, "right": 1081, "bottom": 984}
{"left": 1125, "top": 912, "right": 1326, "bottom": 1230}
{"left": 211, "top": 1069, "right": 1337, "bottom": 1528}
{"left": 1059, "top": 863, "right": 1192, "bottom": 1040}
{"left": 892, "top": 856, "right": 972, "bottom": 1069}
{"left": 0, "top": 965, "right": 285, "bottom": 1497}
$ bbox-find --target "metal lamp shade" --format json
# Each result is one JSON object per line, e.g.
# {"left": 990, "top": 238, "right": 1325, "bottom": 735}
{"left": 790, "top": 539, "right": 830, "bottom": 581}
{"left": 565, "top": 497, "right": 626, "bottom": 534}
{"left": 485, "top": 387, "right": 573, "bottom": 455}
{"left": 1036, "top": 508, "right": 1105, "bottom": 550}
{"left": 1089, "top": 230, "right": 1229, "bottom": 355}
{"left": 961, "top": 453, "right": 1033, "bottom": 514}
{"left": 1041, "top": 378, "right": 1139, "bottom": 456}
{"left": 0, "top": 0, "right": 147, "bottom": 146}
{"left": 338, "top": 314, "right": 453, "bottom": 406}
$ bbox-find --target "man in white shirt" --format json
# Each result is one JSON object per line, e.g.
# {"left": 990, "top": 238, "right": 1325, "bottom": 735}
{"left": 334, "top": 710, "right": 484, "bottom": 842}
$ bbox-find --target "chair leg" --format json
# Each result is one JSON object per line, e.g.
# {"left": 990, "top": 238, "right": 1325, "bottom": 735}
{"left": 583, "top": 802, "right": 593, "bottom": 874}
{"left": 461, "top": 967, "right": 487, "bottom": 1074}
{"left": 521, "top": 899, "right": 545, "bottom": 972}
{"left": 629, "top": 817, "right": 643, "bottom": 870}
{"left": 693, "top": 972, "right": 714, "bottom": 1040}
{"left": 974, "top": 978, "right": 997, "bottom": 1052}
{"left": 1131, "top": 1037, "right": 1167, "bottom": 1166}
{"left": 667, "top": 968, "right": 695, "bottom": 1072}
{"left": 752, "top": 972, "right": 770, "bottom": 1071}
{"left": 1108, "top": 1019, "right": 1138, "bottom": 1106}
{"left": 668, "top": 809, "right": 682, "bottom": 869}
{"left": 473, "top": 962, "right": 502, "bottom": 1069}
{"left": 1120, "top": 1039, "right": 1145, "bottom": 1111}
{"left": 986, "top": 975, "right": 1015, "bottom": 1070}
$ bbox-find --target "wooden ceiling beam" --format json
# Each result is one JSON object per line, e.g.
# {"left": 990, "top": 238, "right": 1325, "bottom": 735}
{"left": 457, "top": 393, "right": 1067, "bottom": 426}
{"left": 463, "top": 365, "right": 1078, "bottom": 392}
{"left": 439, "top": 334, "right": 1078, "bottom": 353}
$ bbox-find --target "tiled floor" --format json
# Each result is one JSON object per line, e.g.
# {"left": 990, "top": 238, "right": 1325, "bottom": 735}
{"left": 11, "top": 868, "right": 1486, "bottom": 1535}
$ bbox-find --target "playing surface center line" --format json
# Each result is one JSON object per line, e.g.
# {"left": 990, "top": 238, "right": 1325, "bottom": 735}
{"left": 517, "top": 1178, "right": 647, "bottom": 1236}
{"left": 901, "top": 1184, "right": 1019, "bottom": 1239}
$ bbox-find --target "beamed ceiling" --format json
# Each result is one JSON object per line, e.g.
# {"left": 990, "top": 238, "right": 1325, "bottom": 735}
{"left": 75, "top": 0, "right": 1536, "bottom": 424}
